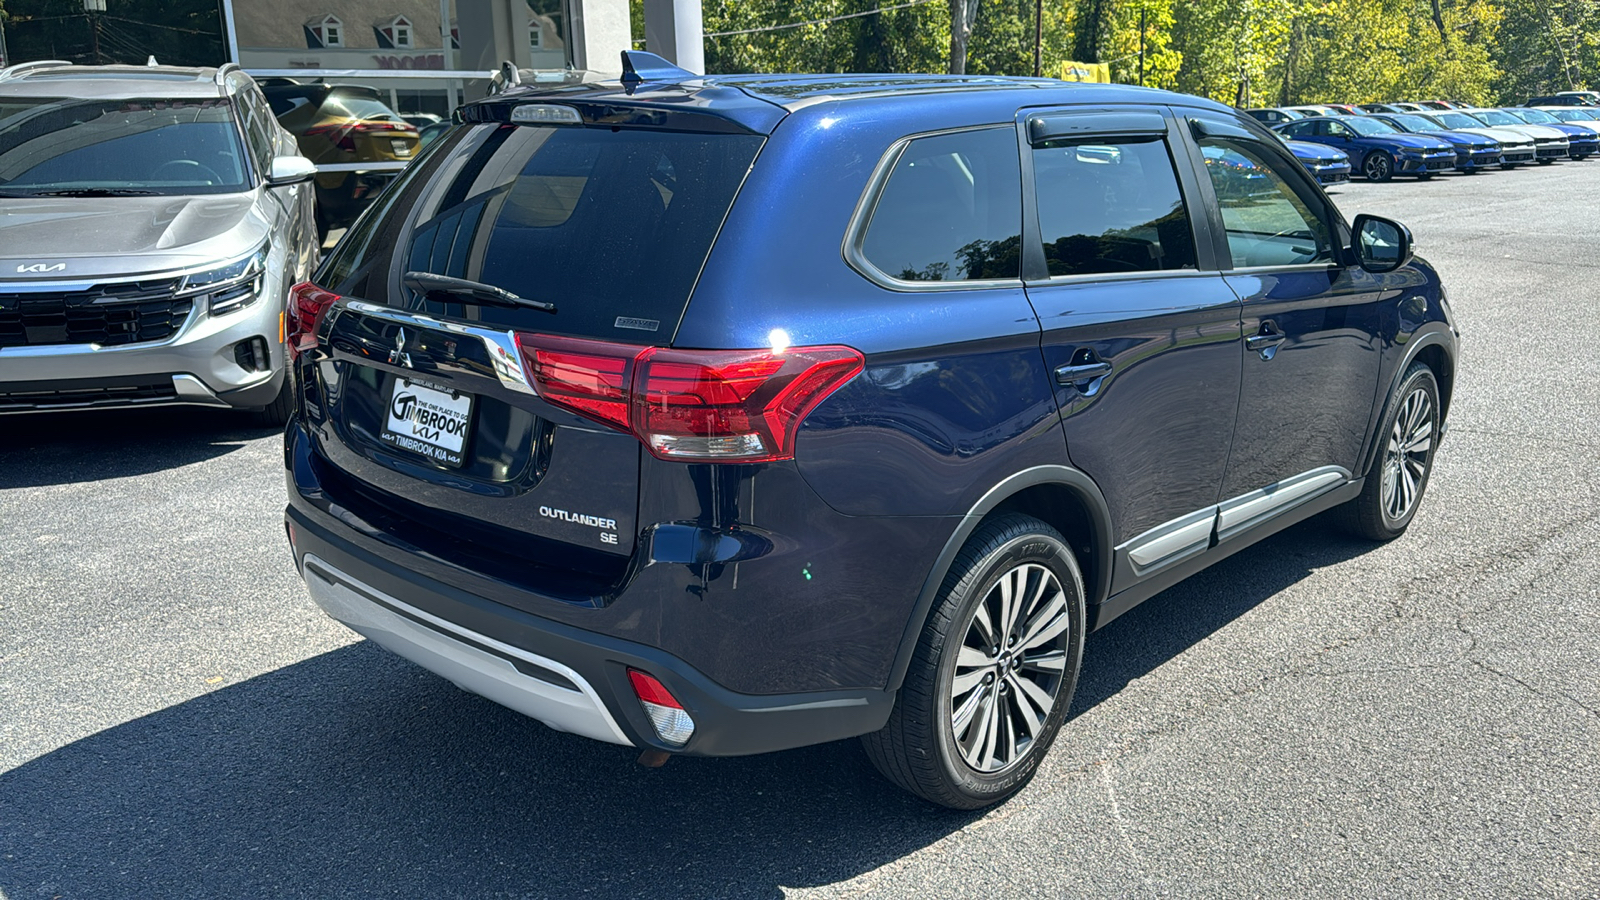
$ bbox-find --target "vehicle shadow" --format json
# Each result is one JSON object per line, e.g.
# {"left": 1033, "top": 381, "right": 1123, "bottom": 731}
{"left": 0, "top": 517, "right": 1374, "bottom": 899}
{"left": 1072, "top": 513, "right": 1374, "bottom": 714}
{"left": 0, "top": 407, "right": 275, "bottom": 488}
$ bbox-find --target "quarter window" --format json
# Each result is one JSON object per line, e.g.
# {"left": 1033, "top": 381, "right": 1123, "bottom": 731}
{"left": 1030, "top": 137, "right": 1197, "bottom": 277}
{"left": 1199, "top": 139, "right": 1336, "bottom": 268}
{"left": 859, "top": 127, "right": 1022, "bottom": 283}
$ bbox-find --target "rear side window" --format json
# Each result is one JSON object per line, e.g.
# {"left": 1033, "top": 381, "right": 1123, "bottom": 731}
{"left": 396, "top": 124, "right": 761, "bottom": 338}
{"left": 1030, "top": 138, "right": 1197, "bottom": 277}
{"left": 859, "top": 127, "right": 1022, "bottom": 283}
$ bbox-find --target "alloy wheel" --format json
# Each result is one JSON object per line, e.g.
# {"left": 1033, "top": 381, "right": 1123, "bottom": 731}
{"left": 1365, "top": 153, "right": 1393, "bottom": 181}
{"left": 948, "top": 562, "right": 1072, "bottom": 773}
{"left": 1381, "top": 386, "right": 1434, "bottom": 522}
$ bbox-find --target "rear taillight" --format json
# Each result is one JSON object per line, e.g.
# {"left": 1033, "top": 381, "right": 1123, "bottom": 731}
{"left": 514, "top": 333, "right": 863, "bottom": 463}
{"left": 286, "top": 282, "right": 340, "bottom": 360}
{"left": 523, "top": 334, "right": 638, "bottom": 431}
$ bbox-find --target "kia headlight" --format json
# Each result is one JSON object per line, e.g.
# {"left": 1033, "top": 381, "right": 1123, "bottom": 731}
{"left": 181, "top": 245, "right": 267, "bottom": 316}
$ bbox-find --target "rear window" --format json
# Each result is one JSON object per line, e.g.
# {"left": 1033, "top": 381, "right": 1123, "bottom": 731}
{"left": 331, "top": 123, "right": 761, "bottom": 339}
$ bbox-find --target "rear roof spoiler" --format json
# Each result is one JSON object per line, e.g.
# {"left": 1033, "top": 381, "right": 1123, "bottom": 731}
{"left": 0, "top": 60, "right": 73, "bottom": 82}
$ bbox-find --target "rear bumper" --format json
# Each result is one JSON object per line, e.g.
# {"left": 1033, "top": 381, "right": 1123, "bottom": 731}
{"left": 285, "top": 499, "right": 897, "bottom": 757}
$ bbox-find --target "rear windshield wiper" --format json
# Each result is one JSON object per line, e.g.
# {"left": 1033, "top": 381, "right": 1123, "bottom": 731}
{"left": 403, "top": 271, "right": 556, "bottom": 313}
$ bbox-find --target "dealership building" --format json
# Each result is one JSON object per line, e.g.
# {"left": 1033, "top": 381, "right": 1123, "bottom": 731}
{"left": 220, "top": 0, "right": 698, "bottom": 116}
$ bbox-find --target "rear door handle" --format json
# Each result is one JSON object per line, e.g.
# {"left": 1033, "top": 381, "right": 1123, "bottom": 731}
{"left": 1055, "top": 361, "right": 1113, "bottom": 385}
{"left": 1246, "top": 321, "right": 1287, "bottom": 359}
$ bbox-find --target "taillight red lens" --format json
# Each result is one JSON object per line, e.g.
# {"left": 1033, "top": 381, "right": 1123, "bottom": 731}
{"left": 519, "top": 334, "right": 638, "bottom": 431}
{"left": 513, "top": 334, "right": 863, "bottom": 463}
{"left": 634, "top": 347, "right": 863, "bottom": 461}
{"left": 286, "top": 282, "right": 340, "bottom": 360}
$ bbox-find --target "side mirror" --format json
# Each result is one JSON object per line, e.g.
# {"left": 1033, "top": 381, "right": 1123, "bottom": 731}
{"left": 1351, "top": 213, "right": 1413, "bottom": 273}
{"left": 267, "top": 155, "right": 317, "bottom": 187}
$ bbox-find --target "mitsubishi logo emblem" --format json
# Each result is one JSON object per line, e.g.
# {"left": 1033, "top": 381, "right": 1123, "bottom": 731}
{"left": 388, "top": 328, "right": 413, "bottom": 369}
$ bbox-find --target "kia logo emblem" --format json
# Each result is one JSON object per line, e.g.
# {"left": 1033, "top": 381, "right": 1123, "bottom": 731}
{"left": 16, "top": 263, "right": 66, "bottom": 273}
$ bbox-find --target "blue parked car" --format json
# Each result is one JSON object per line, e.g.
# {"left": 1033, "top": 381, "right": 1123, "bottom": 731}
{"left": 1276, "top": 115, "right": 1456, "bottom": 181}
{"left": 1365, "top": 112, "right": 1503, "bottom": 172}
{"left": 1283, "top": 137, "right": 1352, "bottom": 184}
{"left": 1500, "top": 107, "right": 1599, "bottom": 159}
{"left": 282, "top": 52, "right": 1458, "bottom": 809}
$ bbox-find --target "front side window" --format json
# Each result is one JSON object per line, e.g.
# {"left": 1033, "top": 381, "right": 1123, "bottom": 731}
{"left": 0, "top": 96, "right": 249, "bottom": 196}
{"left": 859, "top": 127, "right": 1022, "bottom": 283}
{"left": 1030, "top": 137, "right": 1196, "bottom": 277}
{"left": 1199, "top": 139, "right": 1335, "bottom": 269}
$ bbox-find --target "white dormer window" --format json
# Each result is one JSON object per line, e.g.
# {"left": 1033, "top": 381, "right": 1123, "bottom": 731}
{"left": 305, "top": 14, "right": 344, "bottom": 49}
{"left": 529, "top": 22, "right": 543, "bottom": 50}
{"left": 375, "top": 15, "right": 414, "bottom": 50}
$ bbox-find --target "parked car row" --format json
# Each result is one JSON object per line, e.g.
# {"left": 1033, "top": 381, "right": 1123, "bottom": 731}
{"left": 1247, "top": 99, "right": 1600, "bottom": 181}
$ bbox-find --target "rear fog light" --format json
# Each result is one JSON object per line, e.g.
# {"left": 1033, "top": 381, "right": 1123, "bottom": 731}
{"left": 627, "top": 669, "right": 695, "bottom": 746}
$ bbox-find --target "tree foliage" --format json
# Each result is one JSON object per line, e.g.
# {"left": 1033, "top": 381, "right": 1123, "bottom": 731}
{"left": 648, "top": 0, "right": 1592, "bottom": 106}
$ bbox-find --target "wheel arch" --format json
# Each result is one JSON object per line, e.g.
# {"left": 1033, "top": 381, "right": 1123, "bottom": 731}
{"left": 1359, "top": 327, "right": 1456, "bottom": 478}
{"left": 884, "top": 465, "right": 1113, "bottom": 693}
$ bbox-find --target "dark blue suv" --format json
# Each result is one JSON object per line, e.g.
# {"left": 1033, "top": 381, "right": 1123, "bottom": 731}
{"left": 283, "top": 53, "right": 1458, "bottom": 809}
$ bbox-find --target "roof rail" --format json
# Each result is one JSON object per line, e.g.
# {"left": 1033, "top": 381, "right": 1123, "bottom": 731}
{"left": 0, "top": 60, "right": 73, "bottom": 83}
{"left": 214, "top": 62, "right": 241, "bottom": 86}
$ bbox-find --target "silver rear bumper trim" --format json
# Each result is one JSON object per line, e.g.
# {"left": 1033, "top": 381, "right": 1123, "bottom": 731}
{"left": 301, "top": 554, "right": 633, "bottom": 746}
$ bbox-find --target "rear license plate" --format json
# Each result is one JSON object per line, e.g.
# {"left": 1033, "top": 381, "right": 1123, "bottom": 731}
{"left": 392, "top": 138, "right": 412, "bottom": 157}
{"left": 380, "top": 377, "right": 472, "bottom": 467}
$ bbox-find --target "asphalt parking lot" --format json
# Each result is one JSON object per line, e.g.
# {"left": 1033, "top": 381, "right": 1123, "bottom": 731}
{"left": 3, "top": 162, "right": 1598, "bottom": 899}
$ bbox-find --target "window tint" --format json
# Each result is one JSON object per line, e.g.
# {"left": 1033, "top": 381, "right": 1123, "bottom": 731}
{"left": 1030, "top": 137, "right": 1196, "bottom": 277}
{"left": 394, "top": 124, "right": 762, "bottom": 338}
{"left": 860, "top": 127, "right": 1021, "bottom": 283}
{"left": 1199, "top": 139, "right": 1335, "bottom": 268}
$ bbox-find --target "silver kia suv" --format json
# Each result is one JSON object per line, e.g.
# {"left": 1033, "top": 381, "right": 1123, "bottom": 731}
{"left": 0, "top": 61, "right": 321, "bottom": 424}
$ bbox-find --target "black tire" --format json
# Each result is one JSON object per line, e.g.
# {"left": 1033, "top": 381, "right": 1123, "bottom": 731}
{"left": 248, "top": 368, "right": 295, "bottom": 429}
{"left": 1342, "top": 363, "right": 1441, "bottom": 541}
{"left": 1363, "top": 151, "right": 1395, "bottom": 182}
{"left": 861, "top": 513, "right": 1086, "bottom": 809}
{"left": 1500, "top": 163, "right": 1515, "bottom": 170}
{"left": 1418, "top": 172, "right": 1433, "bottom": 180}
